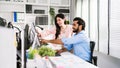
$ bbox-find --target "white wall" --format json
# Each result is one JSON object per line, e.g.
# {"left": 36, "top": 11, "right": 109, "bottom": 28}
{"left": 0, "top": 3, "right": 25, "bottom": 23}
{"left": 76, "top": 0, "right": 82, "bottom": 17}
{"left": 0, "top": 3, "right": 24, "bottom": 12}
{"left": 82, "top": 0, "right": 89, "bottom": 37}
{"left": 76, "top": 0, "right": 99, "bottom": 50}
{"left": 76, "top": 0, "right": 120, "bottom": 59}
{"left": 99, "top": 0, "right": 108, "bottom": 54}
{"left": 109, "top": 0, "right": 120, "bottom": 59}
{"left": 89, "top": 0, "right": 99, "bottom": 50}
{"left": 0, "top": 12, "right": 13, "bottom": 23}
{"left": 76, "top": 0, "right": 89, "bottom": 37}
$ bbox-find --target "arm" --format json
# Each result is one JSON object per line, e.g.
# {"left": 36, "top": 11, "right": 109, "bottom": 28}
{"left": 61, "top": 34, "right": 88, "bottom": 45}
{"left": 41, "top": 39, "right": 73, "bottom": 54}
{"left": 41, "top": 39, "right": 64, "bottom": 45}
{"left": 37, "top": 27, "right": 56, "bottom": 38}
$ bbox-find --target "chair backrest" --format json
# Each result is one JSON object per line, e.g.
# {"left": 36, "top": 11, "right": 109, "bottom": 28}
{"left": 90, "top": 41, "right": 95, "bottom": 62}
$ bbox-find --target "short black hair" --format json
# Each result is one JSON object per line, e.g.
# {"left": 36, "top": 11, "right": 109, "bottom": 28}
{"left": 73, "top": 17, "right": 85, "bottom": 30}
{"left": 0, "top": 17, "right": 6, "bottom": 27}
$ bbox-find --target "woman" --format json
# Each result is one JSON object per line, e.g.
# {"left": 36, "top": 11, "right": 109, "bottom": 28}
{"left": 38, "top": 13, "right": 73, "bottom": 39}
{"left": 38, "top": 13, "right": 73, "bottom": 53}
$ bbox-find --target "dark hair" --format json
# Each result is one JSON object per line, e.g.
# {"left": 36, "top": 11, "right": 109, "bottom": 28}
{"left": 0, "top": 17, "right": 6, "bottom": 27}
{"left": 54, "top": 13, "right": 66, "bottom": 39}
{"left": 73, "top": 17, "right": 85, "bottom": 30}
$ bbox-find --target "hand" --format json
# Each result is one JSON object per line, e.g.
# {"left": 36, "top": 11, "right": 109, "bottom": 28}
{"left": 40, "top": 39, "right": 48, "bottom": 45}
{"left": 36, "top": 29, "right": 41, "bottom": 37}
{"left": 37, "top": 33, "right": 41, "bottom": 37}
{"left": 56, "top": 49, "right": 63, "bottom": 54}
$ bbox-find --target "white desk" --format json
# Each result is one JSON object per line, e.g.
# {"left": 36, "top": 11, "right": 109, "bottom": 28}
{"left": 27, "top": 52, "right": 98, "bottom": 68}
{"left": 48, "top": 52, "right": 98, "bottom": 68}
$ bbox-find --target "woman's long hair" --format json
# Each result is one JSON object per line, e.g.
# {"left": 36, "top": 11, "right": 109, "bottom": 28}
{"left": 55, "top": 14, "right": 66, "bottom": 39}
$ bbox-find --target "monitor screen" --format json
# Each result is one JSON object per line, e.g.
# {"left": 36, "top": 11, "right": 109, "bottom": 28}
{"left": 24, "top": 23, "right": 41, "bottom": 68}
{"left": 29, "top": 23, "right": 41, "bottom": 49}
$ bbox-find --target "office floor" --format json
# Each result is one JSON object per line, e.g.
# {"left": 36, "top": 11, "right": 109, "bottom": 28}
{"left": 94, "top": 51, "right": 120, "bottom": 68}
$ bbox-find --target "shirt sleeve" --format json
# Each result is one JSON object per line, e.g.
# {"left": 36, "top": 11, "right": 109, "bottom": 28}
{"left": 64, "top": 44, "right": 73, "bottom": 51}
{"left": 61, "top": 34, "right": 86, "bottom": 45}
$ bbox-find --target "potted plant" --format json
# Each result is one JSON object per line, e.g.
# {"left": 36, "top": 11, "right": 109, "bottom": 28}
{"left": 49, "top": 7, "right": 55, "bottom": 25}
{"left": 65, "top": 20, "right": 70, "bottom": 24}
{"left": 38, "top": 46, "right": 56, "bottom": 57}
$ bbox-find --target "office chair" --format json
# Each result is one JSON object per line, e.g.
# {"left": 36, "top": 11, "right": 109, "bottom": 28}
{"left": 12, "top": 26, "right": 22, "bottom": 68}
{"left": 90, "top": 41, "right": 97, "bottom": 66}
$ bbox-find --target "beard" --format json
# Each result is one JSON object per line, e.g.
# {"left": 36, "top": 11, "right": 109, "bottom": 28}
{"left": 73, "top": 27, "right": 79, "bottom": 33}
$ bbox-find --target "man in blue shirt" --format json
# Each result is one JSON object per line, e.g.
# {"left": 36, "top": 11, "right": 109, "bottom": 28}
{"left": 41, "top": 17, "right": 91, "bottom": 62}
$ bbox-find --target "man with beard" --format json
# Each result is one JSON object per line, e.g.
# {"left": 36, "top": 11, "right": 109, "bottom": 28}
{"left": 41, "top": 17, "right": 91, "bottom": 62}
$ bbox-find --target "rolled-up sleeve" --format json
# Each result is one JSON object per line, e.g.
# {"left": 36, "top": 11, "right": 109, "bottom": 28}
{"left": 61, "top": 35, "right": 84, "bottom": 45}
{"left": 61, "top": 38, "right": 68, "bottom": 44}
{"left": 64, "top": 44, "right": 73, "bottom": 51}
{"left": 61, "top": 38, "right": 73, "bottom": 51}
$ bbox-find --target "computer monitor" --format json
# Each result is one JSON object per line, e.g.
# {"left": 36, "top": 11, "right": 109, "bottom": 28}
{"left": 24, "top": 23, "right": 41, "bottom": 68}
{"left": 29, "top": 23, "right": 41, "bottom": 49}
{"left": 24, "top": 23, "right": 41, "bottom": 50}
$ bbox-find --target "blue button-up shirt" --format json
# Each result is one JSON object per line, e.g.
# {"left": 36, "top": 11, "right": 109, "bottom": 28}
{"left": 61, "top": 30, "right": 90, "bottom": 61}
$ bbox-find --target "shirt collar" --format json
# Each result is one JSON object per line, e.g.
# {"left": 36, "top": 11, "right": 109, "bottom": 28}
{"left": 74, "top": 30, "right": 85, "bottom": 35}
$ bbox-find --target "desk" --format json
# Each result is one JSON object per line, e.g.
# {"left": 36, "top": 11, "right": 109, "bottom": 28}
{"left": 27, "top": 52, "right": 98, "bottom": 68}
{"left": 48, "top": 52, "right": 98, "bottom": 68}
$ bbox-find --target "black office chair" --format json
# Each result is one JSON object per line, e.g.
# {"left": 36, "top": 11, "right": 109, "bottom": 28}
{"left": 90, "top": 41, "right": 97, "bottom": 66}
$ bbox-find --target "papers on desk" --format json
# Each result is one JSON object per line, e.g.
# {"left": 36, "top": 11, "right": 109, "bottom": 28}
{"left": 27, "top": 58, "right": 47, "bottom": 68}
{"left": 48, "top": 52, "right": 98, "bottom": 68}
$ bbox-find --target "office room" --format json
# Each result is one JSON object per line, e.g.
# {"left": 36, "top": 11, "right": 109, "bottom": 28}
{"left": 0, "top": 0, "right": 120, "bottom": 68}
